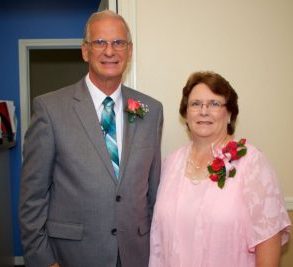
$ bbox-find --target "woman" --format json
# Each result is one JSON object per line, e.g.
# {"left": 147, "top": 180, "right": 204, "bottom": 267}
{"left": 149, "top": 71, "right": 291, "bottom": 267}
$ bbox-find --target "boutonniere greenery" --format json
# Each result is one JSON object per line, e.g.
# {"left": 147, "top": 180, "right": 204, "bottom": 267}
{"left": 207, "top": 138, "right": 247, "bottom": 189}
{"left": 125, "top": 98, "right": 149, "bottom": 123}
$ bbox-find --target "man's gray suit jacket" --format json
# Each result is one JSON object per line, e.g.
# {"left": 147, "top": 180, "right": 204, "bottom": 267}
{"left": 19, "top": 78, "right": 163, "bottom": 267}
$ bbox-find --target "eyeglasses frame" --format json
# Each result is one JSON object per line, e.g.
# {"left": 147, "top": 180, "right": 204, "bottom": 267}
{"left": 85, "top": 39, "right": 131, "bottom": 51}
{"left": 188, "top": 100, "right": 226, "bottom": 112}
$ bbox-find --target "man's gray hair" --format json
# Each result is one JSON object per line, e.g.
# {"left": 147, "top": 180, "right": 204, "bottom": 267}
{"left": 83, "top": 10, "right": 132, "bottom": 43}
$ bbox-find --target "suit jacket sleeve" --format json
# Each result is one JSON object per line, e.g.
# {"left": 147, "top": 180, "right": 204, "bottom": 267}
{"left": 19, "top": 96, "right": 57, "bottom": 267}
{"left": 147, "top": 104, "right": 163, "bottom": 218}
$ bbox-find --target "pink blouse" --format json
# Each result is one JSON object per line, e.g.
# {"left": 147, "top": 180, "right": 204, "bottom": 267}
{"left": 149, "top": 143, "right": 291, "bottom": 267}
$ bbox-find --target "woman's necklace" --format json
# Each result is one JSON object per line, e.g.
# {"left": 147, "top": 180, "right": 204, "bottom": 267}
{"left": 185, "top": 135, "right": 230, "bottom": 185}
{"left": 185, "top": 157, "right": 210, "bottom": 185}
{"left": 185, "top": 147, "right": 212, "bottom": 185}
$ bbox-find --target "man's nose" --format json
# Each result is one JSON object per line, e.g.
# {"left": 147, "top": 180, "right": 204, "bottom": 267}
{"left": 104, "top": 42, "right": 115, "bottom": 55}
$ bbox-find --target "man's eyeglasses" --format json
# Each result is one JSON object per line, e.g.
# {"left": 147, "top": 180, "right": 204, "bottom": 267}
{"left": 86, "top": 39, "right": 130, "bottom": 51}
{"left": 188, "top": 100, "right": 226, "bottom": 112}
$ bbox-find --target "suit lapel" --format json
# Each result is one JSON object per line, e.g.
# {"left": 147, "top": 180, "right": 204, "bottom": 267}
{"left": 72, "top": 81, "right": 117, "bottom": 181}
{"left": 119, "top": 86, "right": 137, "bottom": 179}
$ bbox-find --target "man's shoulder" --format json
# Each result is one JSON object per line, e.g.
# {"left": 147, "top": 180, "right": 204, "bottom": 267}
{"left": 35, "top": 78, "right": 85, "bottom": 103}
{"left": 122, "top": 85, "right": 162, "bottom": 108}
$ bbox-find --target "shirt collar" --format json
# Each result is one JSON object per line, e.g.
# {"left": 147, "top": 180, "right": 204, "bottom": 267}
{"left": 85, "top": 74, "right": 122, "bottom": 110}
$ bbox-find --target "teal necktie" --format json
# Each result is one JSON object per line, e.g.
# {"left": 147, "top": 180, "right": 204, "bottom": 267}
{"left": 101, "top": 97, "right": 119, "bottom": 178}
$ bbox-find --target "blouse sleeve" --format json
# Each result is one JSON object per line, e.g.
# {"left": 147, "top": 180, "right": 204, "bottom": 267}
{"left": 242, "top": 146, "right": 291, "bottom": 252}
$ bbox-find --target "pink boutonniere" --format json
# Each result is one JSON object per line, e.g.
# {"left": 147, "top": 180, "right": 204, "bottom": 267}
{"left": 207, "top": 138, "right": 247, "bottom": 189}
{"left": 125, "top": 98, "right": 149, "bottom": 123}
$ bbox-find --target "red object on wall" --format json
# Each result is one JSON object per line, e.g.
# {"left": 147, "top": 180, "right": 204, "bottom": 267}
{"left": 0, "top": 101, "right": 13, "bottom": 142}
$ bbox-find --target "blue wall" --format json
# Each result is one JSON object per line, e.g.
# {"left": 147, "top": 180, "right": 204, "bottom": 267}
{"left": 0, "top": 0, "right": 101, "bottom": 257}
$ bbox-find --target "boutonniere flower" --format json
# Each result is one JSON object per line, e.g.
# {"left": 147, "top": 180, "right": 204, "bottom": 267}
{"left": 207, "top": 138, "right": 247, "bottom": 189}
{"left": 125, "top": 98, "right": 149, "bottom": 123}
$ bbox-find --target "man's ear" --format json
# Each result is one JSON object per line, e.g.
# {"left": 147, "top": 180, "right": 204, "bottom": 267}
{"left": 81, "top": 43, "right": 89, "bottom": 63}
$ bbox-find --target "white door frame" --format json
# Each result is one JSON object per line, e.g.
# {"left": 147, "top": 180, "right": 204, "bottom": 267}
{"left": 18, "top": 38, "right": 84, "bottom": 147}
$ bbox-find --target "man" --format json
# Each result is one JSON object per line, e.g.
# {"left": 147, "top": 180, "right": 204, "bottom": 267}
{"left": 19, "top": 10, "right": 163, "bottom": 267}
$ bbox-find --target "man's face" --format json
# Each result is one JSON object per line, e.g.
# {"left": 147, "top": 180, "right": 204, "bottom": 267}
{"left": 82, "top": 17, "right": 132, "bottom": 84}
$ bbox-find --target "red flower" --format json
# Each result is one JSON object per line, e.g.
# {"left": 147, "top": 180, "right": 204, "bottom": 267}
{"left": 222, "top": 141, "right": 238, "bottom": 160}
{"left": 210, "top": 158, "right": 225, "bottom": 172}
{"left": 127, "top": 98, "right": 141, "bottom": 112}
{"left": 125, "top": 98, "right": 149, "bottom": 123}
{"left": 239, "top": 138, "right": 246, "bottom": 145}
{"left": 209, "top": 174, "right": 219, "bottom": 182}
{"left": 207, "top": 138, "right": 247, "bottom": 189}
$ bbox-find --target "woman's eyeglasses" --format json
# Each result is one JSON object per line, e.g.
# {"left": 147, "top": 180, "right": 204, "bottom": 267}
{"left": 188, "top": 100, "right": 226, "bottom": 112}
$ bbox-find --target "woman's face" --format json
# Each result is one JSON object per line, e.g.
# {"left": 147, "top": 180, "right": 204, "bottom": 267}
{"left": 186, "top": 83, "right": 230, "bottom": 141}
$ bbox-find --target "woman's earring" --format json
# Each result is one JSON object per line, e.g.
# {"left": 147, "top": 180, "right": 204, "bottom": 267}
{"left": 228, "top": 117, "right": 231, "bottom": 124}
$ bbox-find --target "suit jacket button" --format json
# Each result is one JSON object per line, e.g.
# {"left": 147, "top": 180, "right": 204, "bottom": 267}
{"left": 111, "top": 228, "right": 117, "bottom": 235}
{"left": 116, "top": 195, "right": 121, "bottom": 202}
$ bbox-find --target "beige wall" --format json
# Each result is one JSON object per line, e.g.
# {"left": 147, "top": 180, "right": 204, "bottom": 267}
{"left": 134, "top": 0, "right": 293, "bottom": 199}
{"left": 130, "top": 0, "right": 293, "bottom": 265}
{"left": 118, "top": 0, "right": 293, "bottom": 264}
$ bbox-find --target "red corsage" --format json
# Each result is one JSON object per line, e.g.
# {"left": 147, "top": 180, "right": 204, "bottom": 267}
{"left": 125, "top": 98, "right": 149, "bottom": 123}
{"left": 207, "top": 139, "right": 247, "bottom": 188}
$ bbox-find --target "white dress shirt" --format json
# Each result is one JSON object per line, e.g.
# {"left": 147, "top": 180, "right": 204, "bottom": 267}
{"left": 85, "top": 74, "right": 123, "bottom": 161}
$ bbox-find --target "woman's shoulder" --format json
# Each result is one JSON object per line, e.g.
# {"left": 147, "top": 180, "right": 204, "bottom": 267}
{"left": 161, "top": 143, "right": 190, "bottom": 178}
{"left": 242, "top": 141, "right": 267, "bottom": 162}
{"left": 244, "top": 142, "right": 261, "bottom": 156}
{"left": 237, "top": 140, "right": 275, "bottom": 176}
{"left": 164, "top": 143, "right": 190, "bottom": 162}
{"left": 162, "top": 143, "right": 191, "bottom": 170}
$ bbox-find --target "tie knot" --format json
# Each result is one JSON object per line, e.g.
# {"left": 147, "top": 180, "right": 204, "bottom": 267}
{"left": 103, "top": 96, "right": 114, "bottom": 108}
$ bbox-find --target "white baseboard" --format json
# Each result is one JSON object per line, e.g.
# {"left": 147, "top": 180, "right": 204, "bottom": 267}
{"left": 285, "top": 197, "right": 293, "bottom": 211}
{"left": 14, "top": 256, "right": 24, "bottom": 265}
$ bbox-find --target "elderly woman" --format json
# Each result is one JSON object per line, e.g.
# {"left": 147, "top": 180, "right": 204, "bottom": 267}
{"left": 149, "top": 71, "right": 291, "bottom": 267}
